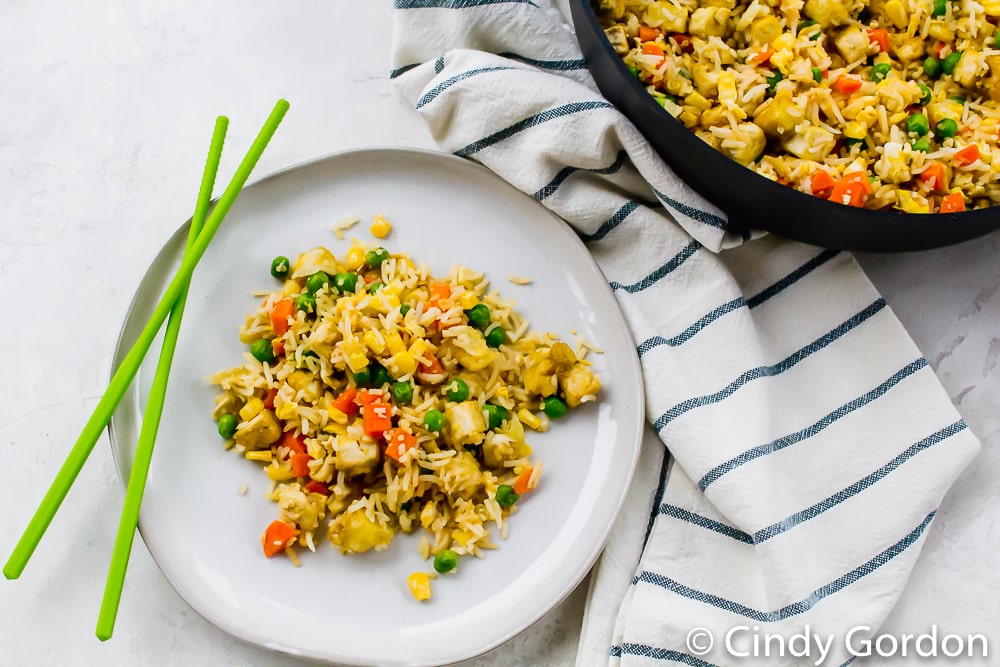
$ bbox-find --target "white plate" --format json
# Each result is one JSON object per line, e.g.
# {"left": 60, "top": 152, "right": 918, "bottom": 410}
{"left": 109, "top": 148, "right": 644, "bottom": 666}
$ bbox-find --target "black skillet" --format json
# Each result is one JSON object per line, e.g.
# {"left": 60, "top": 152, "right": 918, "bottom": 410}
{"left": 569, "top": 0, "right": 1000, "bottom": 251}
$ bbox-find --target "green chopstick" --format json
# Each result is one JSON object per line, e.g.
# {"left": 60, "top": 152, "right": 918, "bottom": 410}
{"left": 95, "top": 116, "right": 229, "bottom": 641}
{"left": 2, "top": 99, "right": 290, "bottom": 581}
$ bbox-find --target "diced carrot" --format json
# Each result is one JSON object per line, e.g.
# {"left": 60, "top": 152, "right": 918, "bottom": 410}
{"left": 262, "top": 520, "right": 298, "bottom": 558}
{"left": 918, "top": 162, "right": 947, "bottom": 191}
{"left": 430, "top": 283, "right": 452, "bottom": 301}
{"left": 332, "top": 387, "right": 359, "bottom": 416}
{"left": 304, "top": 480, "right": 330, "bottom": 496}
{"left": 841, "top": 171, "right": 873, "bottom": 196}
{"left": 868, "top": 28, "right": 889, "bottom": 52}
{"left": 270, "top": 298, "right": 295, "bottom": 336}
{"left": 672, "top": 33, "right": 693, "bottom": 52}
{"left": 750, "top": 47, "right": 774, "bottom": 65}
{"left": 363, "top": 401, "right": 393, "bottom": 438}
{"left": 828, "top": 180, "right": 867, "bottom": 207}
{"left": 419, "top": 354, "right": 445, "bottom": 375}
{"left": 271, "top": 339, "right": 285, "bottom": 356}
{"left": 810, "top": 170, "right": 836, "bottom": 196}
{"left": 290, "top": 453, "right": 312, "bottom": 477}
{"left": 953, "top": 145, "right": 980, "bottom": 167}
{"left": 384, "top": 429, "right": 418, "bottom": 462}
{"left": 357, "top": 389, "right": 384, "bottom": 407}
{"left": 833, "top": 76, "right": 862, "bottom": 94}
{"left": 637, "top": 26, "right": 660, "bottom": 42}
{"left": 263, "top": 387, "right": 279, "bottom": 410}
{"left": 933, "top": 41, "right": 948, "bottom": 59}
{"left": 512, "top": 468, "right": 539, "bottom": 495}
{"left": 641, "top": 42, "right": 664, "bottom": 58}
{"left": 279, "top": 431, "right": 307, "bottom": 456}
{"left": 939, "top": 192, "right": 966, "bottom": 213}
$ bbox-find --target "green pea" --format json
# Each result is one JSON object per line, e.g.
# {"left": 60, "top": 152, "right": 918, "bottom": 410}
{"left": 628, "top": 65, "right": 640, "bottom": 78}
{"left": 942, "top": 51, "right": 961, "bottom": 75}
{"left": 434, "top": 549, "right": 459, "bottom": 574}
{"left": 306, "top": 272, "right": 330, "bottom": 294}
{"left": 906, "top": 113, "right": 929, "bottom": 136}
{"left": 917, "top": 83, "right": 932, "bottom": 106}
{"left": 912, "top": 138, "right": 931, "bottom": 152}
{"left": 217, "top": 413, "right": 238, "bottom": 439}
{"left": 932, "top": 0, "right": 946, "bottom": 16}
{"left": 485, "top": 326, "right": 506, "bottom": 348}
{"left": 844, "top": 137, "right": 865, "bottom": 148}
{"left": 399, "top": 304, "right": 411, "bottom": 316}
{"left": 949, "top": 94, "right": 966, "bottom": 104}
{"left": 423, "top": 409, "right": 445, "bottom": 432}
{"left": 302, "top": 349, "right": 319, "bottom": 358}
{"left": 464, "top": 303, "right": 491, "bottom": 330}
{"left": 935, "top": 118, "right": 958, "bottom": 138}
{"left": 995, "top": 28, "right": 1000, "bottom": 49}
{"left": 365, "top": 247, "right": 390, "bottom": 269}
{"left": 270, "top": 256, "right": 290, "bottom": 279}
{"left": 870, "top": 63, "right": 891, "bottom": 83}
{"left": 295, "top": 292, "right": 316, "bottom": 314}
{"left": 391, "top": 381, "right": 413, "bottom": 404}
{"left": 923, "top": 57, "right": 942, "bottom": 78}
{"left": 352, "top": 366, "right": 371, "bottom": 387}
{"left": 249, "top": 338, "right": 276, "bottom": 364}
{"left": 811, "top": 66, "right": 822, "bottom": 83}
{"left": 496, "top": 484, "right": 519, "bottom": 508}
{"left": 446, "top": 378, "right": 470, "bottom": 402}
{"left": 766, "top": 70, "right": 783, "bottom": 93}
{"left": 333, "top": 272, "right": 358, "bottom": 294}
{"left": 483, "top": 404, "right": 509, "bottom": 430}
{"left": 368, "top": 281, "right": 383, "bottom": 294}
{"left": 371, "top": 364, "right": 391, "bottom": 388}
{"left": 542, "top": 396, "right": 569, "bottom": 419}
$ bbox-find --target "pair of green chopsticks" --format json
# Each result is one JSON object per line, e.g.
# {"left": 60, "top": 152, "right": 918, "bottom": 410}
{"left": 2, "top": 99, "right": 291, "bottom": 640}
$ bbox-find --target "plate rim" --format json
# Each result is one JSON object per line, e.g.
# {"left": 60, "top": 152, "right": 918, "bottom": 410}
{"left": 108, "top": 146, "right": 646, "bottom": 666}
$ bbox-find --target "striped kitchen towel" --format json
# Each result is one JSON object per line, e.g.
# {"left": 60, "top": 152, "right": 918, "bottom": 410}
{"left": 390, "top": 2, "right": 981, "bottom": 665}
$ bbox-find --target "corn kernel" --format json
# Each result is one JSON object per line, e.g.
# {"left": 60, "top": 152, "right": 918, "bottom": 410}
{"left": 363, "top": 330, "right": 386, "bottom": 355}
{"left": 896, "top": 191, "right": 930, "bottom": 213}
{"left": 407, "top": 572, "right": 432, "bottom": 601}
{"left": 265, "top": 463, "right": 297, "bottom": 481}
{"left": 452, "top": 529, "right": 473, "bottom": 546}
{"left": 844, "top": 121, "right": 868, "bottom": 139}
{"left": 245, "top": 450, "right": 273, "bottom": 462}
{"left": 772, "top": 32, "right": 795, "bottom": 51}
{"left": 370, "top": 215, "right": 392, "bottom": 239}
{"left": 684, "top": 91, "right": 712, "bottom": 111}
{"left": 457, "top": 291, "right": 479, "bottom": 310}
{"left": 239, "top": 398, "right": 264, "bottom": 421}
{"left": 927, "top": 21, "right": 954, "bottom": 41}
{"left": 384, "top": 330, "right": 406, "bottom": 355}
{"left": 985, "top": 0, "right": 1000, "bottom": 16}
{"left": 328, "top": 407, "right": 348, "bottom": 424}
{"left": 718, "top": 71, "right": 738, "bottom": 106}
{"left": 276, "top": 401, "right": 298, "bottom": 421}
{"left": 389, "top": 351, "right": 417, "bottom": 376}
{"left": 409, "top": 338, "right": 431, "bottom": 360}
{"left": 345, "top": 245, "right": 365, "bottom": 271}
{"left": 347, "top": 352, "right": 369, "bottom": 374}
{"left": 517, "top": 408, "right": 544, "bottom": 431}
{"left": 884, "top": 0, "right": 908, "bottom": 28}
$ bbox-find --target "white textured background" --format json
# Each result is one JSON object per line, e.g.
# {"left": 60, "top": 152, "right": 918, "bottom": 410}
{"left": 0, "top": 1, "right": 997, "bottom": 665}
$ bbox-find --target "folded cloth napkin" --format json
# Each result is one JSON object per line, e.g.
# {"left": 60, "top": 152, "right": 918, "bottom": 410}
{"left": 390, "top": 2, "right": 981, "bottom": 665}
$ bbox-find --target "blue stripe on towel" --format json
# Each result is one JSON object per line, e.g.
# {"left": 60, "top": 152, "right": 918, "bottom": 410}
{"left": 637, "top": 249, "right": 840, "bottom": 356}
{"left": 416, "top": 66, "right": 515, "bottom": 108}
{"left": 659, "top": 504, "right": 753, "bottom": 544}
{"left": 632, "top": 511, "right": 936, "bottom": 621}
{"left": 395, "top": 0, "right": 536, "bottom": 7}
{"left": 697, "top": 358, "right": 928, "bottom": 490}
{"left": 454, "top": 100, "right": 615, "bottom": 157}
{"left": 610, "top": 240, "right": 701, "bottom": 292}
{"left": 577, "top": 200, "right": 640, "bottom": 242}
{"left": 610, "top": 644, "right": 715, "bottom": 665}
{"left": 389, "top": 62, "right": 422, "bottom": 79}
{"left": 650, "top": 186, "right": 727, "bottom": 230}
{"left": 751, "top": 419, "right": 965, "bottom": 541}
{"left": 653, "top": 298, "right": 888, "bottom": 431}
{"left": 498, "top": 52, "right": 587, "bottom": 70}
{"left": 533, "top": 149, "right": 628, "bottom": 201}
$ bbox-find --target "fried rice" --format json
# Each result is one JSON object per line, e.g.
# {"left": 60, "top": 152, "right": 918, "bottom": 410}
{"left": 597, "top": 0, "right": 1000, "bottom": 212}
{"left": 208, "top": 236, "right": 601, "bottom": 595}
